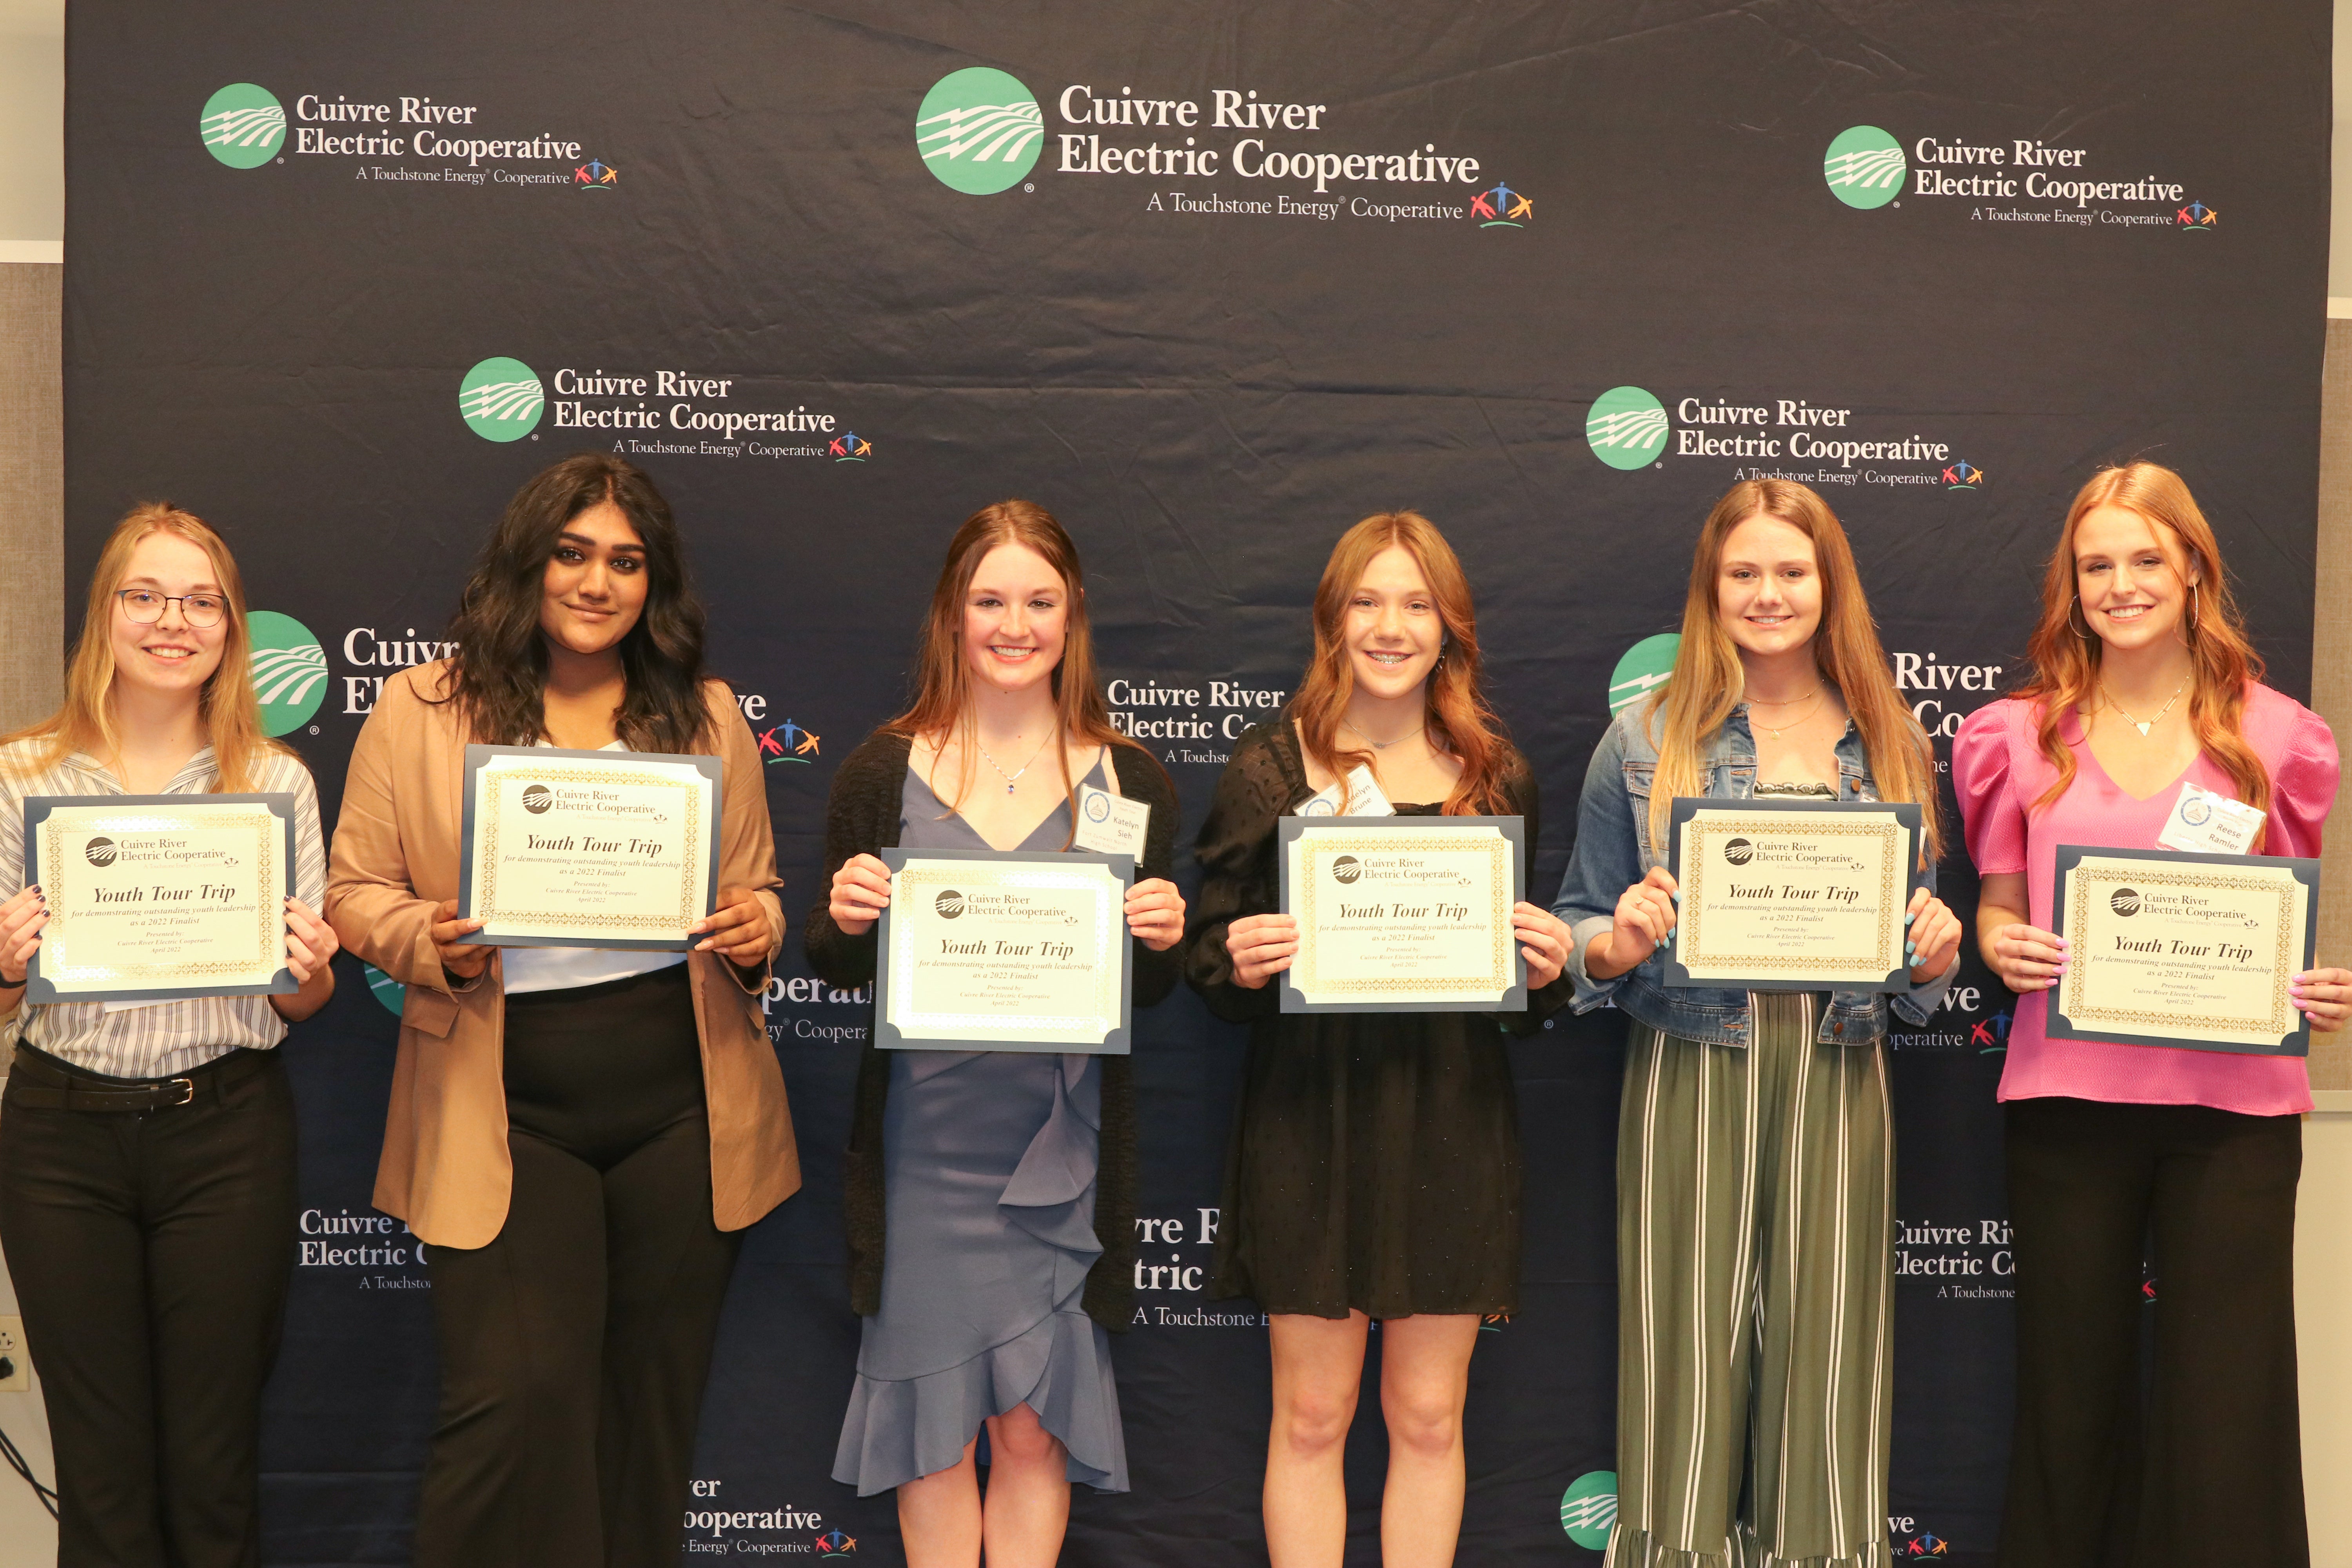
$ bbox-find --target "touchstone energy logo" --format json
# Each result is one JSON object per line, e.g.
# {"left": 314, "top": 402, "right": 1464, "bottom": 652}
{"left": 574, "top": 158, "right": 618, "bottom": 190}
{"left": 2178, "top": 198, "right": 2218, "bottom": 230}
{"left": 829, "top": 431, "right": 873, "bottom": 462}
{"left": 917, "top": 67, "right": 1045, "bottom": 194}
{"left": 459, "top": 358, "right": 545, "bottom": 442}
{"left": 1608, "top": 634, "right": 1679, "bottom": 716}
{"left": 757, "top": 720, "right": 819, "bottom": 764}
{"left": 1943, "top": 459, "right": 1985, "bottom": 490}
{"left": 1586, "top": 384, "right": 1969, "bottom": 489}
{"left": 1470, "top": 180, "right": 1531, "bottom": 227}
{"left": 1560, "top": 1470, "right": 1617, "bottom": 1550}
{"left": 1823, "top": 125, "right": 1905, "bottom": 208}
{"left": 1585, "top": 387, "right": 1669, "bottom": 470}
{"left": 247, "top": 611, "right": 329, "bottom": 736}
{"left": 200, "top": 83, "right": 286, "bottom": 168}
{"left": 1824, "top": 123, "right": 2203, "bottom": 232}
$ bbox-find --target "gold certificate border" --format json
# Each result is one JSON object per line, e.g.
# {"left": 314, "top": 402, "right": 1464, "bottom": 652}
{"left": 2060, "top": 860, "right": 2300, "bottom": 1038}
{"left": 474, "top": 762, "right": 709, "bottom": 935}
{"left": 1678, "top": 812, "right": 1904, "bottom": 978}
{"left": 40, "top": 805, "right": 282, "bottom": 985}
{"left": 887, "top": 862, "right": 1123, "bottom": 1038}
{"left": 1292, "top": 826, "right": 1512, "bottom": 999}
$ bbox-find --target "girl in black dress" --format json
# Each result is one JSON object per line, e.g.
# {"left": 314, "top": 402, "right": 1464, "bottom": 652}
{"left": 1183, "top": 511, "right": 1574, "bottom": 1568}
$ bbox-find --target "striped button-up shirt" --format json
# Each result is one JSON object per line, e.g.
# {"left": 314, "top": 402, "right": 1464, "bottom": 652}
{"left": 1, "top": 741, "right": 328, "bottom": 1079}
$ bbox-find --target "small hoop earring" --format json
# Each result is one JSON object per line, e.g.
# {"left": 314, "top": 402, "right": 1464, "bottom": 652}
{"left": 2067, "top": 596, "right": 2093, "bottom": 639}
{"left": 2187, "top": 581, "right": 2200, "bottom": 635}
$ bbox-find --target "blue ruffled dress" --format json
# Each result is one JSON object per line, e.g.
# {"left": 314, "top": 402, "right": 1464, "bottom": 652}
{"left": 830, "top": 762, "right": 1129, "bottom": 1496}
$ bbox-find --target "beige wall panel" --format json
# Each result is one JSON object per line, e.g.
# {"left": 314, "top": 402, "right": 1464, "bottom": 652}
{"left": 0, "top": 261, "right": 61, "bottom": 734}
{"left": 2313, "top": 320, "right": 2352, "bottom": 1091}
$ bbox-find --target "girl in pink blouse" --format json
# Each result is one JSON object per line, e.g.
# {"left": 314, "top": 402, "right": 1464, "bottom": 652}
{"left": 1953, "top": 462, "right": 2348, "bottom": 1567}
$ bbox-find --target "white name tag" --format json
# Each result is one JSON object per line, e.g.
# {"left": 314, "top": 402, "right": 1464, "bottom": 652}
{"left": 2155, "top": 780, "right": 2265, "bottom": 855}
{"left": 1297, "top": 765, "right": 1394, "bottom": 818}
{"left": 1073, "top": 783, "right": 1151, "bottom": 857}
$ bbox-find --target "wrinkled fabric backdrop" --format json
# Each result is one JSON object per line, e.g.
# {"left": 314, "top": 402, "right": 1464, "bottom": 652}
{"left": 61, "top": 3, "right": 2325, "bottom": 1562}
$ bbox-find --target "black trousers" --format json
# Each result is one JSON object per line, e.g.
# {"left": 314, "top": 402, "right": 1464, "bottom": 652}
{"left": 414, "top": 963, "right": 742, "bottom": 1568}
{"left": 1999, "top": 1095, "right": 2306, "bottom": 1568}
{"left": 0, "top": 1044, "right": 298, "bottom": 1568}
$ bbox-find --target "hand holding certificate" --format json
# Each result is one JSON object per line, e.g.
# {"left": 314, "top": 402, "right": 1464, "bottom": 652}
{"left": 2047, "top": 845, "right": 2319, "bottom": 1056}
{"left": 457, "top": 745, "right": 722, "bottom": 949}
{"left": 21, "top": 794, "right": 300, "bottom": 1003}
{"left": 1664, "top": 798, "right": 1924, "bottom": 991}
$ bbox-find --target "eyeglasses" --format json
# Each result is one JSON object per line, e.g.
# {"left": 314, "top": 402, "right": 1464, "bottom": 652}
{"left": 116, "top": 590, "right": 228, "bottom": 629}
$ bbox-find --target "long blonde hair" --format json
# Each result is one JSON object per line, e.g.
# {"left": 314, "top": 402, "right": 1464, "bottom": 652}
{"left": 2, "top": 503, "right": 284, "bottom": 791}
{"left": 2015, "top": 463, "right": 2270, "bottom": 843}
{"left": 1644, "top": 479, "right": 1942, "bottom": 862}
{"left": 886, "top": 500, "right": 1156, "bottom": 829}
{"left": 1290, "top": 512, "right": 1514, "bottom": 815}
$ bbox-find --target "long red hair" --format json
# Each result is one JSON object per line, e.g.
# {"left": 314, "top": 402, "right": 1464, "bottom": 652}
{"left": 1643, "top": 479, "right": 1942, "bottom": 862}
{"left": 2015, "top": 463, "right": 2270, "bottom": 842}
{"left": 1290, "top": 512, "right": 1514, "bottom": 815}
{"left": 887, "top": 500, "right": 1156, "bottom": 827}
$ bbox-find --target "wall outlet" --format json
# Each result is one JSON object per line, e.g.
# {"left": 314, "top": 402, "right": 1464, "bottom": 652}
{"left": 0, "top": 1315, "right": 28, "bottom": 1392}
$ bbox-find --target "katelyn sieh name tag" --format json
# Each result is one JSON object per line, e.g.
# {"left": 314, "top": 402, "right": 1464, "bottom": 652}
{"left": 457, "top": 744, "right": 723, "bottom": 950}
{"left": 2047, "top": 844, "right": 2318, "bottom": 1057}
{"left": 1277, "top": 815, "right": 1526, "bottom": 1014}
{"left": 1073, "top": 783, "right": 1151, "bottom": 857}
{"left": 21, "top": 793, "right": 300, "bottom": 1004}
{"left": 1664, "top": 797, "right": 1925, "bottom": 993}
{"left": 1296, "top": 765, "right": 1394, "bottom": 818}
{"left": 873, "top": 847, "right": 1134, "bottom": 1053}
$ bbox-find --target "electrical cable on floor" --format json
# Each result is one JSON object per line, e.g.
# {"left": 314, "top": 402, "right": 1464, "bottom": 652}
{"left": 0, "top": 1418, "right": 58, "bottom": 1519}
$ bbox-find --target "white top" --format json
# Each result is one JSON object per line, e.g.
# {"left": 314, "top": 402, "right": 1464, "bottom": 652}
{"left": 0, "top": 741, "right": 328, "bottom": 1079}
{"left": 497, "top": 739, "right": 690, "bottom": 996}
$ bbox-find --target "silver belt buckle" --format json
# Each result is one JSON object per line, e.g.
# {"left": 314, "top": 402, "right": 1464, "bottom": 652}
{"left": 162, "top": 1077, "right": 196, "bottom": 1108}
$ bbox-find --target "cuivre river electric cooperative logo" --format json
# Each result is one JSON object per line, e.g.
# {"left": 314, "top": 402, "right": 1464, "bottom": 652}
{"left": 918, "top": 68, "right": 1045, "bottom": 194}
{"left": 248, "top": 612, "right": 330, "bottom": 737}
{"left": 1585, "top": 382, "right": 1967, "bottom": 487}
{"left": 199, "top": 80, "right": 597, "bottom": 189}
{"left": 201, "top": 84, "right": 286, "bottom": 168}
{"left": 1821, "top": 123, "right": 2205, "bottom": 230}
{"left": 460, "top": 358, "right": 546, "bottom": 442}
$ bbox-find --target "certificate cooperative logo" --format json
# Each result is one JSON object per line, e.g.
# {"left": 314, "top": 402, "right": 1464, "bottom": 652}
{"left": 84, "top": 837, "right": 118, "bottom": 867}
{"left": 1330, "top": 855, "right": 1363, "bottom": 884}
{"left": 916, "top": 68, "right": 1044, "bottom": 195}
{"left": 247, "top": 611, "right": 330, "bottom": 737}
{"left": 460, "top": 357, "right": 546, "bottom": 442}
{"left": 521, "top": 786, "right": 553, "bottom": 815}
{"left": 1723, "top": 838, "right": 1755, "bottom": 865}
{"left": 935, "top": 890, "right": 965, "bottom": 918}
{"left": 2110, "top": 887, "right": 2140, "bottom": 916}
{"left": 201, "top": 83, "right": 287, "bottom": 169}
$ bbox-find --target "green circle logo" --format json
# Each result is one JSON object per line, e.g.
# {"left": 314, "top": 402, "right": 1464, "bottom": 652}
{"left": 916, "top": 68, "right": 1044, "bottom": 194}
{"left": 1560, "top": 1470, "right": 1618, "bottom": 1550}
{"left": 1824, "top": 125, "right": 1906, "bottom": 209}
{"left": 1586, "top": 386, "right": 1669, "bottom": 470}
{"left": 363, "top": 962, "right": 404, "bottom": 1018}
{"left": 459, "top": 357, "right": 545, "bottom": 442}
{"left": 246, "top": 611, "right": 328, "bottom": 737}
{"left": 1609, "top": 633, "right": 1680, "bottom": 715}
{"left": 200, "top": 83, "right": 285, "bottom": 169}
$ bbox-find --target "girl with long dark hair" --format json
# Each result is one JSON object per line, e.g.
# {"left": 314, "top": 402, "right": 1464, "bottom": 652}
{"left": 1955, "top": 463, "right": 2347, "bottom": 1564}
{"left": 0, "top": 503, "right": 337, "bottom": 1567}
{"left": 324, "top": 453, "right": 797, "bottom": 1567}
{"left": 1185, "top": 511, "right": 1574, "bottom": 1568}
{"left": 804, "top": 499, "right": 1185, "bottom": 1568}
{"left": 1551, "top": 478, "right": 1962, "bottom": 1567}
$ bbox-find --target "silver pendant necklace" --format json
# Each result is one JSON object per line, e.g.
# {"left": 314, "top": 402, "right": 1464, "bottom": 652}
{"left": 1342, "top": 719, "right": 1425, "bottom": 751}
{"left": 2104, "top": 675, "right": 2190, "bottom": 738}
{"left": 976, "top": 733, "right": 1054, "bottom": 793}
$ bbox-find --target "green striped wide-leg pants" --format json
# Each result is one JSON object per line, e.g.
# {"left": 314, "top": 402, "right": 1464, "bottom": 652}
{"left": 1607, "top": 992, "right": 1895, "bottom": 1568}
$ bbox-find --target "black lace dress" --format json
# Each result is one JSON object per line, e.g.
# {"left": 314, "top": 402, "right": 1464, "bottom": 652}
{"left": 1183, "top": 719, "right": 1570, "bottom": 1319}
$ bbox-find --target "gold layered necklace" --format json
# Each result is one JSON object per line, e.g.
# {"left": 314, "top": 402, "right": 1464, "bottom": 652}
{"left": 1747, "top": 686, "right": 1823, "bottom": 742}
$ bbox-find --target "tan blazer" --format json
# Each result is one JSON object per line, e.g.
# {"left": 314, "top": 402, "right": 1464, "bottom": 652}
{"left": 324, "top": 662, "right": 799, "bottom": 1247}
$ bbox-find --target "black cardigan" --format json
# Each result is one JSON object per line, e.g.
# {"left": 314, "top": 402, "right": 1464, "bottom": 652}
{"left": 802, "top": 728, "right": 1182, "bottom": 1331}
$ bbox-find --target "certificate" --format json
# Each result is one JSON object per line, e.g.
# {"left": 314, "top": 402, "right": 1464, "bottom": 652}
{"left": 1278, "top": 816, "right": 1525, "bottom": 1013}
{"left": 1664, "top": 798, "right": 1923, "bottom": 991}
{"left": 874, "top": 848, "right": 1134, "bottom": 1052}
{"left": 21, "top": 794, "right": 298, "bottom": 1004}
{"left": 458, "top": 744, "right": 722, "bottom": 949}
{"left": 2048, "top": 844, "right": 2318, "bottom": 1056}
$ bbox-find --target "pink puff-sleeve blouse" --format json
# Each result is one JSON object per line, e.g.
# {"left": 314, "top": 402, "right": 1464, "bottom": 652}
{"left": 1951, "top": 685, "right": 2338, "bottom": 1116}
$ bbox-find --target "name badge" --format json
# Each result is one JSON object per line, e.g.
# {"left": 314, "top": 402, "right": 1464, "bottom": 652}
{"left": 1073, "top": 783, "right": 1151, "bottom": 857}
{"left": 1297, "top": 765, "right": 1394, "bottom": 818}
{"left": 2155, "top": 781, "right": 2265, "bottom": 856}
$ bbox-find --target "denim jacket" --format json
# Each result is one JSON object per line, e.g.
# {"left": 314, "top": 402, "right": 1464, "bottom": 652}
{"left": 1550, "top": 700, "right": 1955, "bottom": 1048}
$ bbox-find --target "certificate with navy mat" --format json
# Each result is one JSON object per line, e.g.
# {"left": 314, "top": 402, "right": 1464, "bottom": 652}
{"left": 21, "top": 793, "right": 299, "bottom": 1004}
{"left": 875, "top": 847, "right": 1135, "bottom": 1053}
{"left": 1664, "top": 797, "right": 1924, "bottom": 992}
{"left": 457, "top": 744, "right": 722, "bottom": 949}
{"left": 1277, "top": 815, "right": 1525, "bottom": 1014}
{"left": 2048, "top": 844, "right": 2318, "bottom": 1057}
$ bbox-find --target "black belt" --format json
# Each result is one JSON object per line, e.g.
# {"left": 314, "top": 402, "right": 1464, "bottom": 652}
{"left": 4, "top": 1044, "right": 274, "bottom": 1113}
